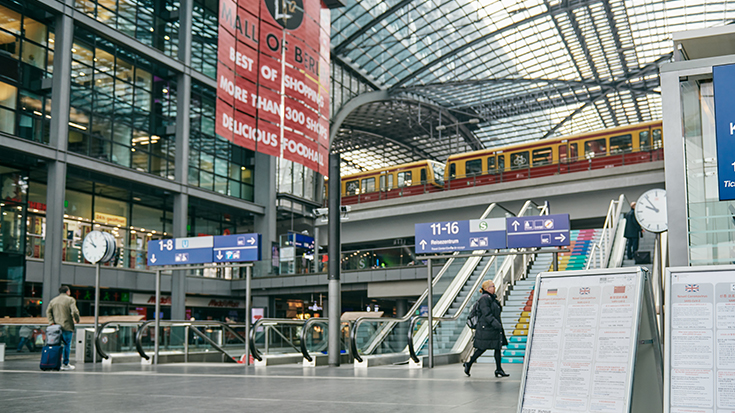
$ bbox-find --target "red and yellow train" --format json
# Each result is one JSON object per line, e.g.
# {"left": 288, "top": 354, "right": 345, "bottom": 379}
{"left": 340, "top": 120, "right": 663, "bottom": 205}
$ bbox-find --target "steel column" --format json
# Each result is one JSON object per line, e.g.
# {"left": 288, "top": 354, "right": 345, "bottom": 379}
{"left": 328, "top": 152, "right": 341, "bottom": 366}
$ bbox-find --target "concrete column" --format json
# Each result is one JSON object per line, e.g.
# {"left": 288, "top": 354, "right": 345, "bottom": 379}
{"left": 395, "top": 299, "right": 408, "bottom": 318}
{"left": 254, "top": 152, "right": 277, "bottom": 269}
{"left": 42, "top": 13, "right": 73, "bottom": 313}
{"left": 327, "top": 153, "right": 341, "bottom": 366}
{"left": 170, "top": 0, "right": 193, "bottom": 320}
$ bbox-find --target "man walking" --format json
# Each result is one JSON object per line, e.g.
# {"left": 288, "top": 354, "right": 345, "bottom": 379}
{"left": 47, "top": 286, "right": 80, "bottom": 370}
{"left": 624, "top": 202, "right": 642, "bottom": 260}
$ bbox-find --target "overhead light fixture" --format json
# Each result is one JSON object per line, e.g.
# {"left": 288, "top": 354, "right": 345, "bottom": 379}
{"left": 469, "top": 118, "right": 480, "bottom": 124}
{"left": 436, "top": 125, "right": 446, "bottom": 131}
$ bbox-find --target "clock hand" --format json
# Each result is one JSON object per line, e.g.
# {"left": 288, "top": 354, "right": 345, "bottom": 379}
{"left": 646, "top": 200, "right": 659, "bottom": 213}
{"left": 645, "top": 205, "right": 659, "bottom": 212}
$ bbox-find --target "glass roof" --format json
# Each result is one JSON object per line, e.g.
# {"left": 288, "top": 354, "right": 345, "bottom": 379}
{"left": 330, "top": 0, "right": 735, "bottom": 174}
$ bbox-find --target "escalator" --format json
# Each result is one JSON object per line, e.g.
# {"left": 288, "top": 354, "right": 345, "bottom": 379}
{"left": 350, "top": 200, "right": 546, "bottom": 367}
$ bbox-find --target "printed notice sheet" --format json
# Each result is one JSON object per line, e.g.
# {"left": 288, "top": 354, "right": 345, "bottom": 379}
{"left": 520, "top": 273, "right": 640, "bottom": 413}
{"left": 669, "top": 270, "right": 735, "bottom": 413}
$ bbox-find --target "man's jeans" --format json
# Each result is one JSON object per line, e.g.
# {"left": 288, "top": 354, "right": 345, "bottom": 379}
{"left": 61, "top": 331, "right": 73, "bottom": 365}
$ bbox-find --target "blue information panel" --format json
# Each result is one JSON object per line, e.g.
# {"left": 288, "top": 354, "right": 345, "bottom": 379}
{"left": 713, "top": 64, "right": 735, "bottom": 201}
{"left": 147, "top": 234, "right": 262, "bottom": 266}
{"left": 289, "top": 233, "right": 314, "bottom": 250}
{"left": 147, "top": 236, "right": 214, "bottom": 266}
{"left": 213, "top": 233, "right": 261, "bottom": 263}
{"left": 506, "top": 214, "right": 571, "bottom": 248}
{"left": 415, "top": 218, "right": 507, "bottom": 253}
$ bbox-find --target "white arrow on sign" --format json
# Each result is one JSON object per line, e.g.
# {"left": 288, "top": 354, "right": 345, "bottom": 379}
{"left": 555, "top": 233, "right": 566, "bottom": 242}
{"left": 150, "top": 254, "right": 157, "bottom": 264}
{"left": 216, "top": 251, "right": 223, "bottom": 260}
{"left": 512, "top": 221, "right": 520, "bottom": 231}
{"left": 248, "top": 237, "right": 256, "bottom": 245}
{"left": 419, "top": 240, "right": 427, "bottom": 250}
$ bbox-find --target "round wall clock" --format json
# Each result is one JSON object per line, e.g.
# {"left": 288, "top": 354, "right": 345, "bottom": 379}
{"left": 634, "top": 189, "right": 668, "bottom": 233}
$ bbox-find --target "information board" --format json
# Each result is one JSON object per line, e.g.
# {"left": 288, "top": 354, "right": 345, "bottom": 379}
{"left": 414, "top": 218, "right": 507, "bottom": 253}
{"left": 518, "top": 268, "right": 662, "bottom": 413}
{"left": 713, "top": 64, "right": 735, "bottom": 201}
{"left": 507, "top": 213, "right": 571, "bottom": 248}
{"left": 147, "top": 233, "right": 261, "bottom": 266}
{"left": 665, "top": 265, "right": 735, "bottom": 413}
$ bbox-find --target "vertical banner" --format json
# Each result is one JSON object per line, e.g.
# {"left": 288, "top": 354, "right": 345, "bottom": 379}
{"left": 218, "top": 0, "right": 331, "bottom": 177}
{"left": 713, "top": 64, "right": 735, "bottom": 201}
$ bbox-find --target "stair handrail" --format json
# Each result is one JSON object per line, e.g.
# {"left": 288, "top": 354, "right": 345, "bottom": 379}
{"left": 95, "top": 321, "right": 145, "bottom": 360}
{"left": 134, "top": 320, "right": 244, "bottom": 361}
{"left": 349, "top": 202, "right": 512, "bottom": 363}
{"left": 300, "top": 317, "right": 329, "bottom": 362}
{"left": 587, "top": 194, "right": 629, "bottom": 270}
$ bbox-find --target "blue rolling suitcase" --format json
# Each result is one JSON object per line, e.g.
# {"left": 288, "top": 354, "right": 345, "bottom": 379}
{"left": 40, "top": 344, "right": 63, "bottom": 371}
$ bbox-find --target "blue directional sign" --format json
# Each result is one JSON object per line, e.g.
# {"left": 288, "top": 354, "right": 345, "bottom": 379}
{"left": 147, "top": 233, "right": 262, "bottom": 266}
{"left": 415, "top": 218, "right": 507, "bottom": 253}
{"left": 147, "top": 236, "right": 214, "bottom": 266}
{"left": 213, "top": 233, "right": 261, "bottom": 263}
{"left": 288, "top": 233, "right": 314, "bottom": 250}
{"left": 713, "top": 64, "right": 735, "bottom": 201}
{"left": 506, "top": 214, "right": 570, "bottom": 248}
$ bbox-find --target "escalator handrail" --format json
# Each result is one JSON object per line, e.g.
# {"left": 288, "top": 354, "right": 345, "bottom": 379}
{"left": 134, "top": 320, "right": 240, "bottom": 360}
{"left": 94, "top": 321, "right": 144, "bottom": 360}
{"left": 406, "top": 251, "right": 497, "bottom": 363}
{"left": 249, "top": 318, "right": 306, "bottom": 362}
{"left": 300, "top": 317, "right": 331, "bottom": 362}
{"left": 188, "top": 326, "right": 238, "bottom": 363}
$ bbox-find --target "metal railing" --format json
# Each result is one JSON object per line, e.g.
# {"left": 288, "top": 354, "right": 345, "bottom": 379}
{"left": 341, "top": 148, "right": 664, "bottom": 204}
{"left": 130, "top": 320, "right": 247, "bottom": 362}
{"left": 249, "top": 318, "right": 306, "bottom": 362}
{"left": 587, "top": 194, "right": 629, "bottom": 270}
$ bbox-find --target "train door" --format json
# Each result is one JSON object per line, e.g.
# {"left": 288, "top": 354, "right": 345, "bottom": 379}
{"left": 379, "top": 173, "right": 393, "bottom": 191}
{"left": 420, "top": 168, "right": 427, "bottom": 184}
{"left": 448, "top": 163, "right": 456, "bottom": 178}
{"left": 497, "top": 154, "right": 505, "bottom": 172}
{"left": 487, "top": 156, "right": 496, "bottom": 173}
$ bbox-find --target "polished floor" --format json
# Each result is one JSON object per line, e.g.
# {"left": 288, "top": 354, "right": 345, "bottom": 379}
{"left": 0, "top": 358, "right": 523, "bottom": 412}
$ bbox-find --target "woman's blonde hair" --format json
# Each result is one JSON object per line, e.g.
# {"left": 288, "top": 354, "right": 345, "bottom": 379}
{"left": 480, "top": 280, "right": 495, "bottom": 293}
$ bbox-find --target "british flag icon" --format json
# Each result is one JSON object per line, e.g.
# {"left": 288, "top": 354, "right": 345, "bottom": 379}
{"left": 685, "top": 284, "right": 699, "bottom": 293}
{"left": 579, "top": 287, "right": 590, "bottom": 295}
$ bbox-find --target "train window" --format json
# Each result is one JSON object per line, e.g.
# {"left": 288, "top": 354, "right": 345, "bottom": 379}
{"left": 345, "top": 180, "right": 359, "bottom": 196}
{"left": 487, "top": 156, "right": 496, "bottom": 172}
{"left": 510, "top": 151, "right": 529, "bottom": 170}
{"left": 497, "top": 155, "right": 505, "bottom": 171}
{"left": 532, "top": 148, "right": 552, "bottom": 166}
{"left": 584, "top": 139, "right": 606, "bottom": 158}
{"left": 398, "top": 171, "right": 412, "bottom": 187}
{"left": 639, "top": 131, "right": 650, "bottom": 150}
{"left": 420, "top": 168, "right": 427, "bottom": 183}
{"left": 380, "top": 174, "right": 393, "bottom": 191}
{"left": 432, "top": 162, "right": 445, "bottom": 184}
{"left": 360, "top": 177, "right": 375, "bottom": 193}
{"left": 449, "top": 163, "right": 456, "bottom": 178}
{"left": 609, "top": 134, "right": 632, "bottom": 153}
{"left": 652, "top": 128, "right": 662, "bottom": 149}
{"left": 466, "top": 159, "right": 482, "bottom": 176}
{"left": 570, "top": 143, "right": 578, "bottom": 160}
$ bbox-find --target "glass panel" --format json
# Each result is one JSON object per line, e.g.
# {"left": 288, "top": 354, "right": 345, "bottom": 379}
{"left": 532, "top": 147, "right": 552, "bottom": 166}
{"left": 397, "top": 171, "right": 412, "bottom": 187}
{"left": 510, "top": 151, "right": 529, "bottom": 170}
{"left": 584, "top": 139, "right": 606, "bottom": 158}
{"left": 639, "top": 131, "right": 651, "bottom": 150}
{"left": 345, "top": 179, "right": 358, "bottom": 196}
{"left": 361, "top": 177, "right": 375, "bottom": 193}
{"left": 449, "top": 163, "right": 456, "bottom": 177}
{"left": 487, "top": 156, "right": 495, "bottom": 171}
{"left": 465, "top": 159, "right": 481, "bottom": 175}
{"left": 609, "top": 134, "right": 632, "bottom": 153}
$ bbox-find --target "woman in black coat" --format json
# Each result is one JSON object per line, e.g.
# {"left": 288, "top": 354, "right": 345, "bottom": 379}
{"left": 463, "top": 280, "right": 509, "bottom": 377}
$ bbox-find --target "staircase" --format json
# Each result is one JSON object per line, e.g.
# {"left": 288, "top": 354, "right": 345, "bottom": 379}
{"left": 476, "top": 229, "right": 602, "bottom": 365}
{"left": 620, "top": 230, "right": 657, "bottom": 270}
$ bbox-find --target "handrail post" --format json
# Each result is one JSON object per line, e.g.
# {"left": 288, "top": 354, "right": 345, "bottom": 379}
{"left": 427, "top": 257, "right": 433, "bottom": 368}
{"left": 154, "top": 269, "right": 161, "bottom": 365}
{"left": 184, "top": 325, "right": 189, "bottom": 363}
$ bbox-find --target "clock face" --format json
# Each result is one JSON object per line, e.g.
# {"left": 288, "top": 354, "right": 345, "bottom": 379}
{"left": 634, "top": 189, "right": 668, "bottom": 233}
{"left": 82, "top": 231, "right": 108, "bottom": 264}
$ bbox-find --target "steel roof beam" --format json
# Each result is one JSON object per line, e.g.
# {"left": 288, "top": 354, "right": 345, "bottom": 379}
{"left": 333, "top": 0, "right": 415, "bottom": 55}
{"left": 391, "top": 0, "right": 605, "bottom": 89}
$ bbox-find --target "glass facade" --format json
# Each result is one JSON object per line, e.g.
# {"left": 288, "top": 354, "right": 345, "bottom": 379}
{"left": 74, "top": 0, "right": 180, "bottom": 58}
{"left": 190, "top": 81, "right": 255, "bottom": 200}
{"left": 69, "top": 27, "right": 178, "bottom": 178}
{"left": 191, "top": 0, "right": 217, "bottom": 79}
{"left": 330, "top": 59, "right": 376, "bottom": 119}
{"left": 0, "top": 3, "right": 54, "bottom": 144}
{"left": 680, "top": 77, "right": 735, "bottom": 265}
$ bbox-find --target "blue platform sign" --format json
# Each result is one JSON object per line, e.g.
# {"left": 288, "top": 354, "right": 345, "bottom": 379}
{"left": 289, "top": 233, "right": 314, "bottom": 250}
{"left": 713, "top": 64, "right": 735, "bottom": 201}
{"left": 147, "top": 236, "right": 214, "bottom": 266}
{"left": 213, "top": 233, "right": 261, "bottom": 263}
{"left": 147, "top": 233, "right": 262, "bottom": 266}
{"left": 506, "top": 214, "right": 571, "bottom": 248}
{"left": 414, "top": 218, "right": 507, "bottom": 253}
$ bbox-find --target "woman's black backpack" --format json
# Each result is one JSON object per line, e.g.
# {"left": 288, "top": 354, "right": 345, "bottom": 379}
{"left": 466, "top": 300, "right": 481, "bottom": 329}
